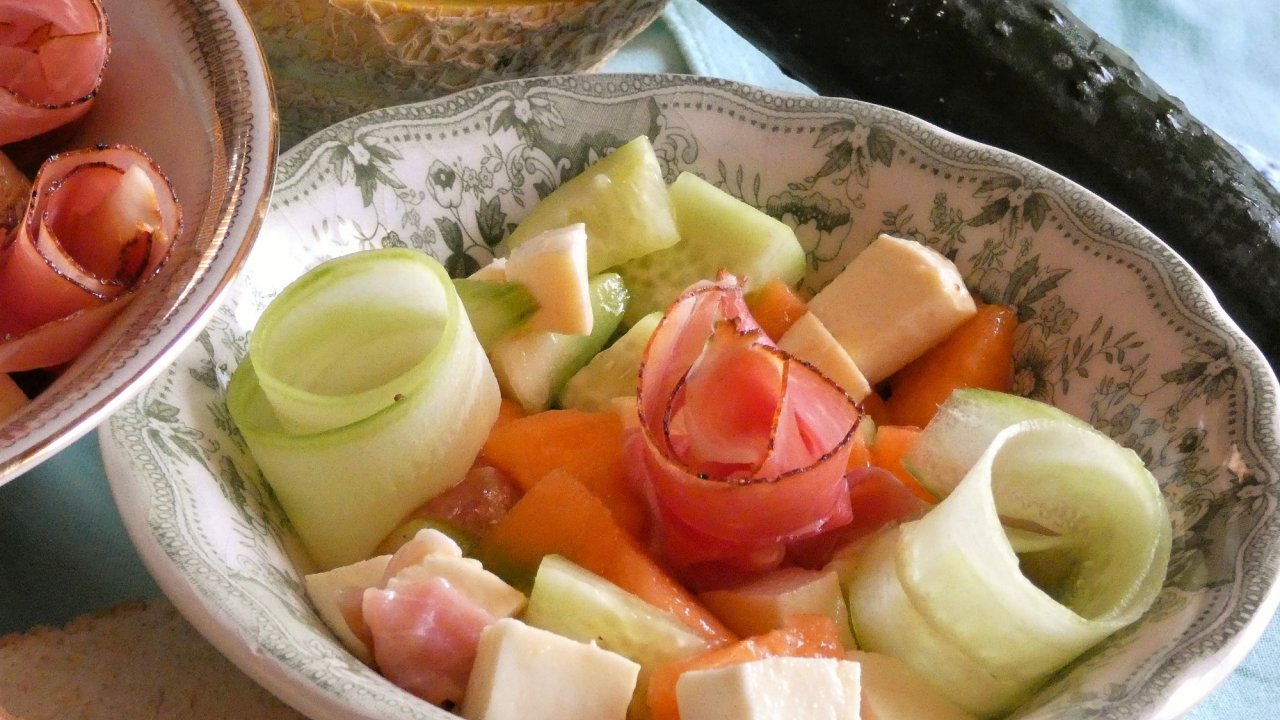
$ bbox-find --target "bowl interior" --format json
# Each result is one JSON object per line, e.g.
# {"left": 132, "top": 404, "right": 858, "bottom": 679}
{"left": 102, "top": 75, "right": 1280, "bottom": 720}
{"left": 0, "top": 0, "right": 276, "bottom": 485}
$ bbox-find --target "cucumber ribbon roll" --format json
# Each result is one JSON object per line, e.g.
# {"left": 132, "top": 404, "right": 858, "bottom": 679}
{"left": 228, "top": 249, "right": 500, "bottom": 570}
{"left": 848, "top": 408, "right": 1171, "bottom": 717}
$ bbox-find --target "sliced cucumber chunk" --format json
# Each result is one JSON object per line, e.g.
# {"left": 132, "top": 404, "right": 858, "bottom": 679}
{"left": 903, "top": 388, "right": 1093, "bottom": 498}
{"left": 525, "top": 554, "right": 709, "bottom": 672}
{"left": 614, "top": 172, "right": 805, "bottom": 325}
{"left": 489, "top": 273, "right": 628, "bottom": 412}
{"left": 559, "top": 311, "right": 661, "bottom": 412}
{"left": 453, "top": 278, "right": 538, "bottom": 350}
{"left": 502, "top": 135, "right": 679, "bottom": 274}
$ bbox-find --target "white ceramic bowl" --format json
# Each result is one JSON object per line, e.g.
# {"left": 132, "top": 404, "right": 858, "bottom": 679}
{"left": 0, "top": 0, "right": 276, "bottom": 486}
{"left": 101, "top": 75, "right": 1280, "bottom": 720}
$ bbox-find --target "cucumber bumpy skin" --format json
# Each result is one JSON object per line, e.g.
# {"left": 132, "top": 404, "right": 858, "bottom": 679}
{"left": 698, "top": 0, "right": 1280, "bottom": 368}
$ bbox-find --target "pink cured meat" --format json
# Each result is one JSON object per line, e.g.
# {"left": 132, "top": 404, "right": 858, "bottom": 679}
{"left": 0, "top": 145, "right": 180, "bottom": 372}
{"left": 630, "top": 273, "right": 861, "bottom": 572}
{"left": 414, "top": 463, "right": 524, "bottom": 540}
{"left": 362, "top": 577, "right": 498, "bottom": 707}
{"left": 0, "top": 0, "right": 109, "bottom": 144}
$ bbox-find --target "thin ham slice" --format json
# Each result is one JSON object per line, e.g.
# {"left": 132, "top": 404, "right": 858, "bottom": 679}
{"left": 0, "top": 0, "right": 109, "bottom": 144}
{"left": 0, "top": 145, "right": 180, "bottom": 372}
{"left": 413, "top": 463, "right": 524, "bottom": 540}
{"left": 362, "top": 577, "right": 498, "bottom": 707}
{"left": 629, "top": 274, "right": 862, "bottom": 575}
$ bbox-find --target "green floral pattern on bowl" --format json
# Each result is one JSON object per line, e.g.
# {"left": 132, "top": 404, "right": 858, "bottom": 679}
{"left": 101, "top": 75, "right": 1280, "bottom": 720}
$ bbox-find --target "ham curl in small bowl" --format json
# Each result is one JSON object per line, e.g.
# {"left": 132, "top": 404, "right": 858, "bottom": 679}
{"left": 0, "top": 0, "right": 109, "bottom": 145}
{"left": 0, "top": 145, "right": 181, "bottom": 373}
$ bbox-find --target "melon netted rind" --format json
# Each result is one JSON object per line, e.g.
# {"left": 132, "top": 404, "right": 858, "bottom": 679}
{"left": 243, "top": 0, "right": 670, "bottom": 146}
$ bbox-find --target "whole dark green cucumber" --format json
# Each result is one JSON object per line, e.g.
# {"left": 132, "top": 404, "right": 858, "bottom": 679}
{"left": 698, "top": 0, "right": 1280, "bottom": 367}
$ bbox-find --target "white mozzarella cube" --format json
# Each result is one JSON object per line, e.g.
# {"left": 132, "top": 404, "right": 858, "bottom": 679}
{"left": 505, "top": 223, "right": 593, "bottom": 335}
{"left": 676, "top": 656, "right": 862, "bottom": 720}
{"left": 778, "top": 312, "right": 872, "bottom": 401}
{"left": 807, "top": 234, "right": 976, "bottom": 383}
{"left": 469, "top": 257, "right": 508, "bottom": 282}
{"left": 387, "top": 528, "right": 526, "bottom": 617}
{"left": 461, "top": 618, "right": 640, "bottom": 720}
{"left": 303, "top": 554, "right": 391, "bottom": 663}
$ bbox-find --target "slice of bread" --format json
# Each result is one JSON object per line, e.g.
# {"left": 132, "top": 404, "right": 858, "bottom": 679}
{"left": 0, "top": 598, "right": 306, "bottom": 719}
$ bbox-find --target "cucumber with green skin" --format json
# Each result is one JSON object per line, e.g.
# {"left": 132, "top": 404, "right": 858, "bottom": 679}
{"left": 452, "top": 278, "right": 538, "bottom": 350}
{"left": 698, "top": 0, "right": 1280, "bottom": 367}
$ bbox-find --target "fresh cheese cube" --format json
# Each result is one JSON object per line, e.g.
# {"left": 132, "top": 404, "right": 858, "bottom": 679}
{"left": 505, "top": 223, "right": 593, "bottom": 335}
{"left": 400, "top": 527, "right": 466, "bottom": 559}
{"left": 461, "top": 618, "right": 640, "bottom": 720}
{"left": 808, "top": 234, "right": 976, "bottom": 383}
{"left": 848, "top": 650, "right": 975, "bottom": 720}
{"left": 470, "top": 257, "right": 508, "bottom": 282}
{"left": 779, "top": 312, "right": 872, "bottom": 401}
{"left": 303, "top": 554, "right": 391, "bottom": 663}
{"left": 676, "top": 656, "right": 862, "bottom": 720}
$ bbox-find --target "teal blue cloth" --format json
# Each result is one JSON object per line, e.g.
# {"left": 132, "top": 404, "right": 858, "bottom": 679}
{"left": 0, "top": 434, "right": 158, "bottom": 634}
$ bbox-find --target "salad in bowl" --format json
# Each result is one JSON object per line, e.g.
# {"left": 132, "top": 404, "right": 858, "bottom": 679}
{"left": 100, "top": 75, "right": 1280, "bottom": 720}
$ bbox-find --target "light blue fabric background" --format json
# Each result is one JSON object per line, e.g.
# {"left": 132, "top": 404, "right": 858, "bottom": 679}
{"left": 1, "top": 1, "right": 1276, "bottom": 717}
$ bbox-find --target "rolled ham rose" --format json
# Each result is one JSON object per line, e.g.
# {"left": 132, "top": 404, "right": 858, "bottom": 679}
{"left": 0, "top": 0, "right": 109, "bottom": 145}
{"left": 0, "top": 144, "right": 180, "bottom": 372}
{"left": 628, "top": 273, "right": 862, "bottom": 578}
